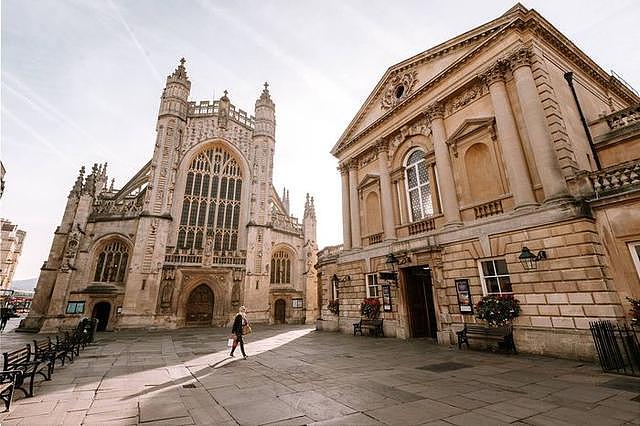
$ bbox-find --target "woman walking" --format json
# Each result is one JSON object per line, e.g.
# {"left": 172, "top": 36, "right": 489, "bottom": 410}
{"left": 230, "top": 306, "right": 249, "bottom": 359}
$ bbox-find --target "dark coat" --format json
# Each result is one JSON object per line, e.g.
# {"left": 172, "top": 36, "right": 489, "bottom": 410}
{"left": 232, "top": 313, "right": 244, "bottom": 335}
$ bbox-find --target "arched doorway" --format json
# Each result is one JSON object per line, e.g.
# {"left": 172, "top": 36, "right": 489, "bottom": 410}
{"left": 92, "top": 302, "right": 111, "bottom": 332}
{"left": 274, "top": 299, "right": 286, "bottom": 324}
{"left": 186, "top": 284, "right": 214, "bottom": 325}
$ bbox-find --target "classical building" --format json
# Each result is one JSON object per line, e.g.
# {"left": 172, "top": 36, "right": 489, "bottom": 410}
{"left": 20, "top": 60, "right": 318, "bottom": 332}
{"left": 0, "top": 219, "right": 26, "bottom": 290}
{"left": 316, "top": 3, "right": 640, "bottom": 360}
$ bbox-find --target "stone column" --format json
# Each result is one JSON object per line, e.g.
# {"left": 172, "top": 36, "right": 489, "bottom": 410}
{"left": 482, "top": 62, "right": 537, "bottom": 210}
{"left": 348, "top": 160, "right": 362, "bottom": 248}
{"left": 426, "top": 102, "right": 462, "bottom": 227}
{"left": 376, "top": 141, "right": 396, "bottom": 240}
{"left": 509, "top": 47, "right": 570, "bottom": 202}
{"left": 339, "top": 165, "right": 352, "bottom": 250}
{"left": 395, "top": 177, "right": 409, "bottom": 225}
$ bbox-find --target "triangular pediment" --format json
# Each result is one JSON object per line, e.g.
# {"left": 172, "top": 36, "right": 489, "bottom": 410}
{"left": 357, "top": 174, "right": 380, "bottom": 190}
{"left": 448, "top": 117, "right": 495, "bottom": 142}
{"left": 331, "top": 5, "right": 528, "bottom": 157}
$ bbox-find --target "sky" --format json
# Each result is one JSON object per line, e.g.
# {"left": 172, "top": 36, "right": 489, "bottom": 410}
{"left": 2, "top": 0, "right": 639, "bottom": 281}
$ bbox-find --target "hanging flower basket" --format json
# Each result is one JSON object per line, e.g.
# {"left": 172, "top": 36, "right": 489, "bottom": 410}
{"left": 360, "top": 298, "right": 381, "bottom": 319}
{"left": 475, "top": 294, "right": 521, "bottom": 327}
{"left": 327, "top": 299, "right": 340, "bottom": 315}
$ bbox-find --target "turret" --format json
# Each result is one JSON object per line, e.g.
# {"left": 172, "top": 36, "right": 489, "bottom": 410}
{"left": 218, "top": 90, "right": 230, "bottom": 129}
{"left": 158, "top": 58, "right": 191, "bottom": 122}
{"left": 282, "top": 187, "right": 290, "bottom": 215}
{"left": 254, "top": 82, "right": 275, "bottom": 138}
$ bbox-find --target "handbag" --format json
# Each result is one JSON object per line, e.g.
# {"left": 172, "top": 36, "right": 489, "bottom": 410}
{"left": 242, "top": 325, "right": 252, "bottom": 335}
{"left": 227, "top": 335, "right": 236, "bottom": 347}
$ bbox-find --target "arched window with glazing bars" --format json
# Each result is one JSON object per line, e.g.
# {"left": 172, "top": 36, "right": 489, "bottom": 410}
{"left": 177, "top": 146, "right": 242, "bottom": 252}
{"left": 93, "top": 240, "right": 129, "bottom": 283}
{"left": 404, "top": 149, "right": 433, "bottom": 221}
{"left": 270, "top": 250, "right": 291, "bottom": 284}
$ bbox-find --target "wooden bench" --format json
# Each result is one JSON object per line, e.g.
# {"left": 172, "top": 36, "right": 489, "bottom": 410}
{"left": 457, "top": 324, "right": 517, "bottom": 354}
{"left": 0, "top": 370, "right": 19, "bottom": 411}
{"left": 2, "top": 345, "right": 51, "bottom": 397}
{"left": 33, "top": 337, "right": 71, "bottom": 373}
{"left": 353, "top": 319, "right": 384, "bottom": 337}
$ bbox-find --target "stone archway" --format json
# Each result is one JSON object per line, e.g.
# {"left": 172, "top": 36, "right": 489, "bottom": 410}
{"left": 92, "top": 302, "right": 111, "bottom": 332}
{"left": 185, "top": 284, "right": 214, "bottom": 325}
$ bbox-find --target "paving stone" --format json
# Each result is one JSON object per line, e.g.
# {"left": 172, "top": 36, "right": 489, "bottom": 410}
{"left": 225, "top": 396, "right": 304, "bottom": 425}
{"left": 139, "top": 400, "right": 190, "bottom": 423}
{"left": 278, "top": 390, "right": 356, "bottom": 421}
{"left": 366, "top": 398, "right": 463, "bottom": 424}
{"left": 308, "top": 412, "right": 383, "bottom": 425}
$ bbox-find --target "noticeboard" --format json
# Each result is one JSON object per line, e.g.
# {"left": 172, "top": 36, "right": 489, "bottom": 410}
{"left": 382, "top": 284, "right": 392, "bottom": 312}
{"left": 455, "top": 279, "right": 473, "bottom": 314}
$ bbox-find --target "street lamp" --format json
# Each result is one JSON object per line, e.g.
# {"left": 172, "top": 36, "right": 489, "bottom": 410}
{"left": 518, "top": 247, "right": 547, "bottom": 271}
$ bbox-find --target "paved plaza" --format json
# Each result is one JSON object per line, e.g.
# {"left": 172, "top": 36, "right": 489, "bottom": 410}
{"left": 0, "top": 320, "right": 640, "bottom": 425}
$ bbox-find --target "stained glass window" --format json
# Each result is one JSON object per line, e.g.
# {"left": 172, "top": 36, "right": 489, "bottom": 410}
{"left": 93, "top": 241, "right": 129, "bottom": 283}
{"left": 270, "top": 250, "right": 291, "bottom": 284}
{"left": 177, "top": 147, "right": 242, "bottom": 252}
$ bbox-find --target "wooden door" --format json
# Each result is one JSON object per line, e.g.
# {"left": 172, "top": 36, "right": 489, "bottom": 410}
{"left": 274, "top": 299, "right": 286, "bottom": 324}
{"left": 404, "top": 267, "right": 437, "bottom": 338}
{"left": 186, "top": 284, "right": 214, "bottom": 324}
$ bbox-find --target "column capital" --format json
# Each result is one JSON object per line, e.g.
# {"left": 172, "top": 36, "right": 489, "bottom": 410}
{"left": 425, "top": 102, "right": 445, "bottom": 121}
{"left": 507, "top": 46, "right": 533, "bottom": 71}
{"left": 479, "top": 61, "right": 508, "bottom": 87}
{"left": 347, "top": 158, "right": 360, "bottom": 171}
{"left": 374, "top": 138, "right": 389, "bottom": 154}
{"left": 337, "top": 163, "right": 349, "bottom": 175}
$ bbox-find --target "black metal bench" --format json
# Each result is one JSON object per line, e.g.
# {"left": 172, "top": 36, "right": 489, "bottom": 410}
{"left": 2, "top": 345, "right": 51, "bottom": 397}
{"left": 0, "top": 370, "right": 19, "bottom": 411}
{"left": 33, "top": 337, "right": 71, "bottom": 373}
{"left": 457, "top": 324, "right": 517, "bottom": 354}
{"left": 353, "top": 319, "right": 384, "bottom": 337}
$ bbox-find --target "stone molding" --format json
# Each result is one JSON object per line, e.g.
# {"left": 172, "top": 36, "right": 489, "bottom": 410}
{"left": 507, "top": 46, "right": 533, "bottom": 71}
{"left": 381, "top": 70, "right": 418, "bottom": 110}
{"left": 425, "top": 102, "right": 445, "bottom": 121}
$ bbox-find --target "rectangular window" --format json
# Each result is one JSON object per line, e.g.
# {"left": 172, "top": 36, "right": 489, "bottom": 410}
{"left": 66, "top": 301, "right": 85, "bottom": 314}
{"left": 629, "top": 242, "right": 640, "bottom": 279}
{"left": 478, "top": 259, "right": 512, "bottom": 295}
{"left": 292, "top": 298, "right": 303, "bottom": 309}
{"left": 366, "top": 273, "right": 380, "bottom": 298}
{"left": 332, "top": 278, "right": 339, "bottom": 301}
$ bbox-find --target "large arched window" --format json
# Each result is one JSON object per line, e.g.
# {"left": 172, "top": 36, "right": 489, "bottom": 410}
{"left": 270, "top": 250, "right": 291, "bottom": 284}
{"left": 93, "top": 240, "right": 129, "bottom": 283}
{"left": 404, "top": 149, "right": 433, "bottom": 221}
{"left": 177, "top": 146, "right": 242, "bottom": 252}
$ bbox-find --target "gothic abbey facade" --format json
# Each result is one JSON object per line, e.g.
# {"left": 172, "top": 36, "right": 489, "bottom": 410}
{"left": 20, "top": 60, "right": 318, "bottom": 332}
{"left": 317, "top": 4, "right": 640, "bottom": 360}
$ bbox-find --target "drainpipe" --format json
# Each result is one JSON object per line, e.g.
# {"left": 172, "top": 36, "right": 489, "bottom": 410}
{"left": 564, "top": 71, "right": 601, "bottom": 170}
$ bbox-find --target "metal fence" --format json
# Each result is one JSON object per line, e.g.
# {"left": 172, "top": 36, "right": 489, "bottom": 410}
{"left": 589, "top": 320, "right": 640, "bottom": 376}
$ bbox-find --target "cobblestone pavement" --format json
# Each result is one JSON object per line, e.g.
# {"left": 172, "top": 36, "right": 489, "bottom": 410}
{"left": 1, "top": 322, "right": 640, "bottom": 425}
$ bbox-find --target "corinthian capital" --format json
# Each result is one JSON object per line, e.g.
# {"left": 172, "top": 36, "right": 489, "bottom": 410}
{"left": 425, "top": 102, "right": 445, "bottom": 121}
{"left": 507, "top": 46, "right": 532, "bottom": 71}
{"left": 374, "top": 138, "right": 389, "bottom": 154}
{"left": 337, "top": 162, "right": 349, "bottom": 175}
{"left": 479, "top": 61, "right": 508, "bottom": 87}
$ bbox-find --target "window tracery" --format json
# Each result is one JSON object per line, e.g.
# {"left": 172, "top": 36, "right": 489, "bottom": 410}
{"left": 93, "top": 240, "right": 129, "bottom": 283}
{"left": 177, "top": 146, "right": 242, "bottom": 252}
{"left": 270, "top": 250, "right": 291, "bottom": 284}
{"left": 404, "top": 149, "right": 433, "bottom": 221}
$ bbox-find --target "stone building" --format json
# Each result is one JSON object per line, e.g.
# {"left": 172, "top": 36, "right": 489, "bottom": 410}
{"left": 0, "top": 219, "right": 26, "bottom": 290}
{"left": 316, "top": 3, "right": 640, "bottom": 360}
{"left": 20, "top": 60, "right": 318, "bottom": 332}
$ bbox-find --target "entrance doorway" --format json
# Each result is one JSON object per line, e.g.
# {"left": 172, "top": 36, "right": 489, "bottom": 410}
{"left": 92, "top": 302, "right": 111, "bottom": 332}
{"left": 186, "top": 284, "right": 214, "bottom": 324}
{"left": 274, "top": 299, "right": 286, "bottom": 324}
{"left": 403, "top": 266, "right": 437, "bottom": 338}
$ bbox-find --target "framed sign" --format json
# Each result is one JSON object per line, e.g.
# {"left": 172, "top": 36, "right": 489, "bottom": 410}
{"left": 382, "top": 285, "right": 392, "bottom": 312}
{"left": 455, "top": 279, "right": 473, "bottom": 314}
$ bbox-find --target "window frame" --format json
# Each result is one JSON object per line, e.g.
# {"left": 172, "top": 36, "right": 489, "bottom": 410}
{"left": 66, "top": 301, "right": 85, "bottom": 314}
{"left": 366, "top": 273, "right": 380, "bottom": 298}
{"left": 292, "top": 298, "right": 303, "bottom": 309}
{"left": 478, "top": 258, "right": 512, "bottom": 295}
{"left": 332, "top": 277, "right": 339, "bottom": 301}
{"left": 403, "top": 148, "right": 434, "bottom": 222}
{"left": 629, "top": 241, "right": 640, "bottom": 279}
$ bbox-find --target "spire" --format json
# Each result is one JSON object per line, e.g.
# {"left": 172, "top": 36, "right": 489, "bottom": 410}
{"left": 282, "top": 187, "right": 290, "bottom": 214}
{"left": 84, "top": 163, "right": 99, "bottom": 196}
{"left": 255, "top": 81, "right": 275, "bottom": 109}
{"left": 171, "top": 57, "right": 188, "bottom": 80}
{"left": 109, "top": 178, "right": 115, "bottom": 192}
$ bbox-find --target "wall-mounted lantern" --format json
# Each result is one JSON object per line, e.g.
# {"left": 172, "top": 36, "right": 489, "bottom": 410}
{"left": 518, "top": 246, "right": 547, "bottom": 271}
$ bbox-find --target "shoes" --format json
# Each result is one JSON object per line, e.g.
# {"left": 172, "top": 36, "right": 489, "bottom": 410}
{"left": 243, "top": 355, "right": 248, "bottom": 360}
{"left": 229, "top": 353, "right": 234, "bottom": 357}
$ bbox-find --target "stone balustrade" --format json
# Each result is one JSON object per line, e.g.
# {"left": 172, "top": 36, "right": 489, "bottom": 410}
{"left": 271, "top": 212, "right": 303, "bottom": 235}
{"left": 408, "top": 217, "right": 436, "bottom": 235}
{"left": 474, "top": 199, "right": 504, "bottom": 219}
{"left": 91, "top": 195, "right": 144, "bottom": 219}
{"left": 187, "top": 100, "right": 255, "bottom": 128}
{"left": 164, "top": 250, "right": 246, "bottom": 267}
{"left": 606, "top": 104, "right": 640, "bottom": 130}
{"left": 368, "top": 233, "right": 383, "bottom": 245}
{"left": 590, "top": 159, "right": 640, "bottom": 197}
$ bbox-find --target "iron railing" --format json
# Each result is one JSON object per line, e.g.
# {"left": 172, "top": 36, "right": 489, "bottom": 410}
{"left": 589, "top": 320, "right": 640, "bottom": 376}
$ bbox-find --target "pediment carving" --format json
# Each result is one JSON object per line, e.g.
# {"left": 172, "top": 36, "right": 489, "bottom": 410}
{"left": 446, "top": 117, "right": 496, "bottom": 157}
{"left": 388, "top": 118, "right": 431, "bottom": 165}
